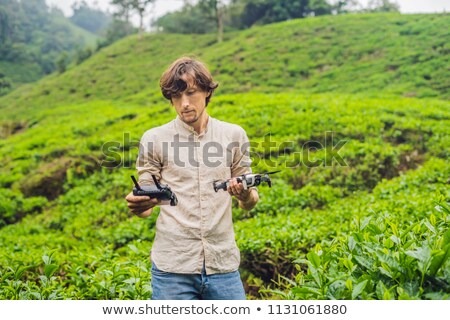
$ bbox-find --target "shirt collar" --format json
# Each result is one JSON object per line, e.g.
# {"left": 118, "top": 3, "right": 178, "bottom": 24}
{"left": 175, "top": 115, "right": 212, "bottom": 137}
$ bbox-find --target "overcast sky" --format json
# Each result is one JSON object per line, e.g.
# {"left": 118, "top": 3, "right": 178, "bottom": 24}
{"left": 46, "top": 0, "right": 450, "bottom": 27}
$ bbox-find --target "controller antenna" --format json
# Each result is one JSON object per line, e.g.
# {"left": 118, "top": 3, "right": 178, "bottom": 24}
{"left": 131, "top": 175, "right": 142, "bottom": 191}
{"left": 152, "top": 175, "right": 162, "bottom": 189}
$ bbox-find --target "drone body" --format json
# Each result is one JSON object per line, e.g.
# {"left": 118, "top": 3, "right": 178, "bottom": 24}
{"left": 213, "top": 171, "right": 280, "bottom": 192}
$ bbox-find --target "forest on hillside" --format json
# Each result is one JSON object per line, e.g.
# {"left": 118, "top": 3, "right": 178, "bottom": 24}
{"left": 0, "top": 0, "right": 137, "bottom": 94}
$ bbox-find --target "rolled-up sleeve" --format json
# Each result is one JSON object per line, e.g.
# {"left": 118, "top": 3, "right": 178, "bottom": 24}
{"left": 231, "top": 127, "right": 253, "bottom": 177}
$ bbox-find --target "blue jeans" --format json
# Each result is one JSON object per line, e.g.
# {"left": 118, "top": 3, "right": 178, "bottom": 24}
{"left": 151, "top": 262, "right": 246, "bottom": 300}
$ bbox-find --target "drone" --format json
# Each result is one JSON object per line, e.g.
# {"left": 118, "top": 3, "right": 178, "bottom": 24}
{"left": 213, "top": 171, "right": 281, "bottom": 192}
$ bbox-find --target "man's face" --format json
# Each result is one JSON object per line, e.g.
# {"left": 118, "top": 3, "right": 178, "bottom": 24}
{"left": 171, "top": 74, "right": 210, "bottom": 125}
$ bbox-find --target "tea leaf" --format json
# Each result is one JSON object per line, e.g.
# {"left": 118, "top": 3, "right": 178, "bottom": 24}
{"left": 424, "top": 220, "right": 436, "bottom": 234}
{"left": 307, "top": 252, "right": 321, "bottom": 269}
{"left": 348, "top": 236, "right": 356, "bottom": 251}
{"left": 128, "top": 244, "right": 139, "bottom": 255}
{"left": 429, "top": 244, "right": 450, "bottom": 276}
{"left": 406, "top": 246, "right": 431, "bottom": 263}
{"left": 345, "top": 278, "right": 353, "bottom": 291}
{"left": 44, "top": 264, "right": 58, "bottom": 278}
{"left": 352, "top": 280, "right": 368, "bottom": 299}
{"left": 376, "top": 280, "right": 388, "bottom": 300}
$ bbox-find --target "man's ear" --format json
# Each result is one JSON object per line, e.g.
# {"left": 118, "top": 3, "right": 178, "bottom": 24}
{"left": 207, "top": 90, "right": 212, "bottom": 97}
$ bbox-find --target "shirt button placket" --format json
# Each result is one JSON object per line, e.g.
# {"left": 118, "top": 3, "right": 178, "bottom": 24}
{"left": 198, "top": 137, "right": 209, "bottom": 271}
{"left": 195, "top": 135, "right": 206, "bottom": 269}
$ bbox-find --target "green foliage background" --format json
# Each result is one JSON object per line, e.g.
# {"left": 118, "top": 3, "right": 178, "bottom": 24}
{"left": 0, "top": 13, "right": 449, "bottom": 299}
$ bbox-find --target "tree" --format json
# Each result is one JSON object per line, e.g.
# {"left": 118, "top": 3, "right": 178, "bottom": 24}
{"left": 198, "top": 0, "right": 227, "bottom": 42}
{"left": 111, "top": 0, "right": 156, "bottom": 35}
{"left": 110, "top": 0, "right": 134, "bottom": 25}
{"left": 0, "top": 6, "right": 11, "bottom": 45}
{"left": 70, "top": 1, "right": 112, "bottom": 34}
{"left": 154, "top": 0, "right": 228, "bottom": 41}
{"left": 56, "top": 52, "right": 69, "bottom": 74}
{"left": 332, "top": 0, "right": 360, "bottom": 14}
{"left": 111, "top": 0, "right": 130, "bottom": 21}
{"left": 154, "top": 5, "right": 216, "bottom": 34}
{"left": 307, "top": 0, "right": 333, "bottom": 16}
{"left": 216, "top": 0, "right": 226, "bottom": 42}
{"left": 130, "top": 0, "right": 156, "bottom": 34}
{"left": 366, "top": 0, "right": 400, "bottom": 13}
{"left": 237, "top": 0, "right": 335, "bottom": 26}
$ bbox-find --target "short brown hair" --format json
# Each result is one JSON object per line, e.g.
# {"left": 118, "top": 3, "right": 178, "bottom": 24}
{"left": 160, "top": 57, "right": 219, "bottom": 106}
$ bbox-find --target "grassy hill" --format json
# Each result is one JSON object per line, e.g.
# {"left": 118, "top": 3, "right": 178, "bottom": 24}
{"left": 0, "top": 13, "right": 449, "bottom": 300}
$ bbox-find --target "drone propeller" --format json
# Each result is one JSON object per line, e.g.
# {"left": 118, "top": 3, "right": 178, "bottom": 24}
{"left": 262, "top": 170, "right": 281, "bottom": 175}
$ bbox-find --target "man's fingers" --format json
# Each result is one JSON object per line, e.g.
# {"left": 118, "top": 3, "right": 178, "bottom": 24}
{"left": 126, "top": 192, "right": 160, "bottom": 204}
{"left": 126, "top": 195, "right": 153, "bottom": 203}
{"left": 129, "top": 200, "right": 160, "bottom": 216}
{"left": 128, "top": 202, "right": 150, "bottom": 209}
{"left": 227, "top": 178, "right": 244, "bottom": 196}
{"left": 128, "top": 199, "right": 159, "bottom": 208}
{"left": 227, "top": 178, "right": 236, "bottom": 195}
{"left": 125, "top": 191, "right": 161, "bottom": 218}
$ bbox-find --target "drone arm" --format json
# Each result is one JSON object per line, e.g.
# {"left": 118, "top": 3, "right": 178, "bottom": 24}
{"left": 261, "top": 176, "right": 273, "bottom": 188}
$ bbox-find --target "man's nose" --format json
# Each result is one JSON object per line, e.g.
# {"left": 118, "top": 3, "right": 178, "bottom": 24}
{"left": 181, "top": 94, "right": 189, "bottom": 108}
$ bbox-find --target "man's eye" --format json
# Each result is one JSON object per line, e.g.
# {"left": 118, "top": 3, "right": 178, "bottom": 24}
{"left": 187, "top": 91, "right": 196, "bottom": 95}
{"left": 172, "top": 93, "right": 181, "bottom": 98}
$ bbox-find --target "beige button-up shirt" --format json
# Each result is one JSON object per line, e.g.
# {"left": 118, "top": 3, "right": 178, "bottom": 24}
{"left": 136, "top": 115, "right": 252, "bottom": 274}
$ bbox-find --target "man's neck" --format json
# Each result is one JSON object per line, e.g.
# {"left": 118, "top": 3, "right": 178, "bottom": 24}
{"left": 190, "top": 111, "right": 209, "bottom": 135}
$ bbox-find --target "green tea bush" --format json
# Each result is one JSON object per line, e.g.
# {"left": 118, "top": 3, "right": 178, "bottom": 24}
{"left": 0, "top": 189, "right": 47, "bottom": 227}
{"left": 247, "top": 158, "right": 449, "bottom": 299}
{"left": 284, "top": 202, "right": 449, "bottom": 300}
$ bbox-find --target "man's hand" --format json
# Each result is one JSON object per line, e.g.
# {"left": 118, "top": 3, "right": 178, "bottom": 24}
{"left": 227, "top": 178, "right": 250, "bottom": 201}
{"left": 227, "top": 178, "right": 259, "bottom": 210}
{"left": 125, "top": 192, "right": 160, "bottom": 218}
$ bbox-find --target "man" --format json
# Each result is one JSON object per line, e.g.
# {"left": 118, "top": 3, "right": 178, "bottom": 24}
{"left": 125, "top": 57, "right": 259, "bottom": 300}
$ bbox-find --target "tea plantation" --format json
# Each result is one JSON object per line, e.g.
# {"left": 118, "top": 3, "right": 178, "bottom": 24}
{"left": 0, "top": 13, "right": 449, "bottom": 299}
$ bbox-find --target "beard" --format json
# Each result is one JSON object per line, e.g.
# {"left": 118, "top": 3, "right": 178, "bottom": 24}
{"left": 182, "top": 107, "right": 205, "bottom": 124}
